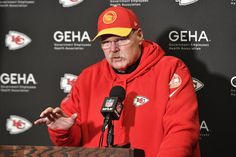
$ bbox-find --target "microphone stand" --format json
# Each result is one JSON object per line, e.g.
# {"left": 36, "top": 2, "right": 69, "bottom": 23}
{"left": 100, "top": 114, "right": 114, "bottom": 147}
{"left": 106, "top": 119, "right": 114, "bottom": 147}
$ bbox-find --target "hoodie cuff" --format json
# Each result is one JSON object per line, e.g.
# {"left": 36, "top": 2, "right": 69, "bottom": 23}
{"left": 48, "top": 124, "right": 80, "bottom": 146}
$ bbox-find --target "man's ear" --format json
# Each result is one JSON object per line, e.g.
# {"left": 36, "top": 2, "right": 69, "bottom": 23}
{"left": 136, "top": 28, "right": 144, "bottom": 44}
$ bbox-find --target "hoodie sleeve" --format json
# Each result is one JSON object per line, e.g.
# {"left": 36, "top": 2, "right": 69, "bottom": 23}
{"left": 48, "top": 77, "right": 82, "bottom": 146}
{"left": 157, "top": 59, "right": 200, "bottom": 157}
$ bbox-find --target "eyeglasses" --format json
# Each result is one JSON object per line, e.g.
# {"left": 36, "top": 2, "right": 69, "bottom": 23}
{"left": 100, "top": 30, "right": 136, "bottom": 50}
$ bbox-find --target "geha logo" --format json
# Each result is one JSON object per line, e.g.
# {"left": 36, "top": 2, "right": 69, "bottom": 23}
{"left": 5, "top": 31, "right": 31, "bottom": 50}
{"left": 169, "top": 30, "right": 209, "bottom": 42}
{"left": 59, "top": 0, "right": 84, "bottom": 7}
{"left": 60, "top": 73, "right": 77, "bottom": 93}
{"left": 6, "top": 115, "right": 32, "bottom": 134}
{"left": 175, "top": 0, "right": 198, "bottom": 6}
{"left": 0, "top": 73, "right": 37, "bottom": 85}
{"left": 192, "top": 77, "right": 204, "bottom": 92}
{"left": 53, "top": 30, "right": 92, "bottom": 51}
{"left": 54, "top": 31, "right": 91, "bottom": 42}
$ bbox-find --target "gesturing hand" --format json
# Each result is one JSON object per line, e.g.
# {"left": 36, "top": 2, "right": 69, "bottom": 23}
{"left": 34, "top": 107, "right": 77, "bottom": 130}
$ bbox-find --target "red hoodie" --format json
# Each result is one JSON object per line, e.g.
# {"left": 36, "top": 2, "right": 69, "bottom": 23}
{"left": 48, "top": 40, "right": 200, "bottom": 157}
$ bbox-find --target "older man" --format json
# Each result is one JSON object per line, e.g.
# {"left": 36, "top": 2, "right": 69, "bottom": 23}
{"left": 35, "top": 6, "right": 200, "bottom": 157}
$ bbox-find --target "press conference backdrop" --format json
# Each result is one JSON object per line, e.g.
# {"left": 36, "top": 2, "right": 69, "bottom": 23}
{"left": 0, "top": 0, "right": 235, "bottom": 157}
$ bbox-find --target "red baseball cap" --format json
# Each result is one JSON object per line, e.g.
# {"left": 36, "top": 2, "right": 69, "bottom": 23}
{"left": 93, "top": 6, "right": 140, "bottom": 40}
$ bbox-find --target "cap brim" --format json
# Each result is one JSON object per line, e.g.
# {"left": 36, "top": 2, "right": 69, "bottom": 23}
{"left": 92, "top": 27, "right": 132, "bottom": 41}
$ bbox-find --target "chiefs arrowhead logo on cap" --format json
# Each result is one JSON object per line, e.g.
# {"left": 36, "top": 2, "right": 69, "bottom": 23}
{"left": 103, "top": 10, "right": 117, "bottom": 24}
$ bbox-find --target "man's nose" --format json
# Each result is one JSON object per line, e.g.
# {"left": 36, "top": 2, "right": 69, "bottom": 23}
{"left": 110, "top": 41, "right": 119, "bottom": 52}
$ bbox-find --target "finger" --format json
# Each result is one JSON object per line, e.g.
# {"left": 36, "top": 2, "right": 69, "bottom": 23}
{"left": 53, "top": 107, "right": 67, "bottom": 117}
{"left": 40, "top": 107, "right": 54, "bottom": 118}
{"left": 46, "top": 113, "right": 56, "bottom": 122}
{"left": 41, "top": 107, "right": 60, "bottom": 120}
{"left": 34, "top": 117, "right": 48, "bottom": 125}
{"left": 34, "top": 119, "right": 41, "bottom": 125}
{"left": 50, "top": 111, "right": 60, "bottom": 119}
{"left": 70, "top": 113, "right": 77, "bottom": 120}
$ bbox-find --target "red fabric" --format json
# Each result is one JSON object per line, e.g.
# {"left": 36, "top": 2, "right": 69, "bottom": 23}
{"left": 97, "top": 6, "right": 140, "bottom": 31}
{"left": 48, "top": 40, "right": 201, "bottom": 157}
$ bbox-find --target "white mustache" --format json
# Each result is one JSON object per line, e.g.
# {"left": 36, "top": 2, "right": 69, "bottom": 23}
{"left": 109, "top": 53, "right": 121, "bottom": 59}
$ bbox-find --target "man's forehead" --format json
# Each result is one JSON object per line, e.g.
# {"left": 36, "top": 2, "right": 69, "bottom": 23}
{"left": 100, "top": 34, "right": 124, "bottom": 41}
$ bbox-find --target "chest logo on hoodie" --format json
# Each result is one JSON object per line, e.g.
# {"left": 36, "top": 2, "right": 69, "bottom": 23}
{"left": 133, "top": 96, "right": 149, "bottom": 107}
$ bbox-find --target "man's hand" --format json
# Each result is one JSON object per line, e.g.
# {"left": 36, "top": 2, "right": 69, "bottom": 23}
{"left": 34, "top": 107, "right": 77, "bottom": 130}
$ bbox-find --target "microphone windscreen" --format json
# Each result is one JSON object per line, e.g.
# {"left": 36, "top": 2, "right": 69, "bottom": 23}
{"left": 109, "top": 86, "right": 126, "bottom": 101}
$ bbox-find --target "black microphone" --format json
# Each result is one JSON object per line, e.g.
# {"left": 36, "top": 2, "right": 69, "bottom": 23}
{"left": 101, "top": 86, "right": 126, "bottom": 121}
{"left": 99, "top": 86, "right": 126, "bottom": 147}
